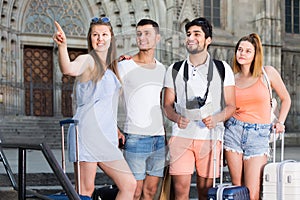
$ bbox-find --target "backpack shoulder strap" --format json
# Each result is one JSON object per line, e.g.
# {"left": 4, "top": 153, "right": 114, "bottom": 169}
{"left": 213, "top": 59, "right": 225, "bottom": 82}
{"left": 213, "top": 59, "right": 225, "bottom": 109}
{"left": 172, "top": 60, "right": 184, "bottom": 81}
{"left": 172, "top": 60, "right": 184, "bottom": 103}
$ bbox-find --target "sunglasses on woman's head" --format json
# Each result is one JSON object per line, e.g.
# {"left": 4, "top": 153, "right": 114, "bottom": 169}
{"left": 90, "top": 17, "right": 110, "bottom": 24}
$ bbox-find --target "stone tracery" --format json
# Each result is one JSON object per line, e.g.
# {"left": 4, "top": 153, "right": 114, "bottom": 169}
{"left": 23, "top": 0, "right": 85, "bottom": 36}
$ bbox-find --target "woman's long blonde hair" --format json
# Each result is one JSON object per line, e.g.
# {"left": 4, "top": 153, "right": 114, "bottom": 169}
{"left": 86, "top": 18, "right": 120, "bottom": 82}
{"left": 233, "top": 33, "right": 264, "bottom": 77}
{"left": 72, "top": 18, "right": 120, "bottom": 114}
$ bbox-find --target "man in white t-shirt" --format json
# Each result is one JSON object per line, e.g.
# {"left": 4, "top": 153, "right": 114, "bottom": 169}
{"left": 163, "top": 17, "right": 236, "bottom": 200}
{"left": 118, "top": 19, "right": 166, "bottom": 200}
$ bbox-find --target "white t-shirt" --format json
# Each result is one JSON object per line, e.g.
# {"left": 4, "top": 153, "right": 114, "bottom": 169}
{"left": 118, "top": 59, "right": 166, "bottom": 136}
{"left": 164, "top": 54, "right": 235, "bottom": 140}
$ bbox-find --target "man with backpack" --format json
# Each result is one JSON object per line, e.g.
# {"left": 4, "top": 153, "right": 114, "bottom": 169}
{"left": 163, "top": 17, "right": 236, "bottom": 200}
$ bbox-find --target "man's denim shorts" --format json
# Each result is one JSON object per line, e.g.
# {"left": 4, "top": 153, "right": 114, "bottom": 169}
{"left": 224, "top": 117, "right": 271, "bottom": 160}
{"left": 123, "top": 133, "right": 166, "bottom": 180}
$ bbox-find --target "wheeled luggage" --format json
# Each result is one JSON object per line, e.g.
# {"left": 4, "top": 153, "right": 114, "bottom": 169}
{"left": 262, "top": 130, "right": 300, "bottom": 200}
{"left": 207, "top": 130, "right": 250, "bottom": 200}
{"left": 48, "top": 193, "right": 91, "bottom": 200}
{"left": 92, "top": 185, "right": 119, "bottom": 200}
{"left": 48, "top": 119, "right": 92, "bottom": 200}
{"left": 208, "top": 185, "right": 250, "bottom": 200}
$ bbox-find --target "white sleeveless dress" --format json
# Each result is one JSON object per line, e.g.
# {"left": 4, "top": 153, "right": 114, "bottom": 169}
{"left": 68, "top": 69, "right": 124, "bottom": 162}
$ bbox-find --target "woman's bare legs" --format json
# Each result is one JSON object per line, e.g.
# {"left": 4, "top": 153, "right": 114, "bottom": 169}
{"left": 244, "top": 155, "right": 267, "bottom": 200}
{"left": 99, "top": 160, "right": 136, "bottom": 200}
{"left": 225, "top": 151, "right": 243, "bottom": 185}
{"left": 79, "top": 162, "right": 98, "bottom": 197}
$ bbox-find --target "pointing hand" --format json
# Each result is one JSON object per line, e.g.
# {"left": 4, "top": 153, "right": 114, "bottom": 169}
{"left": 53, "top": 21, "right": 66, "bottom": 46}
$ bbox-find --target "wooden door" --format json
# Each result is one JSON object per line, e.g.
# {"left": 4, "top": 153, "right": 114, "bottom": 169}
{"left": 61, "top": 48, "right": 87, "bottom": 117}
{"left": 24, "top": 46, "right": 53, "bottom": 116}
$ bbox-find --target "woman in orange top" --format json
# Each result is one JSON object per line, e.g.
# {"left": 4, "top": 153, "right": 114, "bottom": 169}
{"left": 224, "top": 33, "right": 291, "bottom": 200}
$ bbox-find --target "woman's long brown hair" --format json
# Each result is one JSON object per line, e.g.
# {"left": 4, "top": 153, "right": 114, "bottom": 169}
{"left": 87, "top": 19, "right": 120, "bottom": 82}
{"left": 72, "top": 18, "right": 121, "bottom": 113}
{"left": 233, "top": 33, "right": 264, "bottom": 77}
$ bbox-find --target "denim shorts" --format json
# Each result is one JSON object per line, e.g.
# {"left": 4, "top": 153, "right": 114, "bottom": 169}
{"left": 224, "top": 117, "right": 271, "bottom": 159}
{"left": 123, "top": 133, "right": 166, "bottom": 180}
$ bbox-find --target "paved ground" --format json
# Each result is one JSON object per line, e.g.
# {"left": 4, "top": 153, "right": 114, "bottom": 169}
{"left": 0, "top": 148, "right": 81, "bottom": 174}
{"left": 1, "top": 143, "right": 300, "bottom": 200}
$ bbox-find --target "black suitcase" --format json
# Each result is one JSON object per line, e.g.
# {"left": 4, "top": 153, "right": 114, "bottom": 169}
{"left": 92, "top": 185, "right": 119, "bottom": 200}
{"left": 207, "top": 129, "right": 250, "bottom": 200}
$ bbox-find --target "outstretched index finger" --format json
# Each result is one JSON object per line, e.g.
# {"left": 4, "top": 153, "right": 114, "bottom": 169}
{"left": 54, "top": 21, "right": 63, "bottom": 32}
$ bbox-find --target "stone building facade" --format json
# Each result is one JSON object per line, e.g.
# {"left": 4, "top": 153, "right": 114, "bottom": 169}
{"left": 0, "top": 0, "right": 299, "bottom": 132}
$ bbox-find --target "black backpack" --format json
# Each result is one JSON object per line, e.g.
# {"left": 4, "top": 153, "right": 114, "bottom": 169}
{"left": 171, "top": 59, "right": 225, "bottom": 108}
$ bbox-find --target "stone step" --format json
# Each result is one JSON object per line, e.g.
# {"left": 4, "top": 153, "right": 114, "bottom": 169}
{"left": 0, "top": 116, "right": 68, "bottom": 149}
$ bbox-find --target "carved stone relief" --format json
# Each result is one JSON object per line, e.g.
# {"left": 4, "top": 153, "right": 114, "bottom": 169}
{"left": 23, "top": 0, "right": 85, "bottom": 36}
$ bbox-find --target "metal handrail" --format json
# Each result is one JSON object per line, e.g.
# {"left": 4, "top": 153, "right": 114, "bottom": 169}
{"left": 0, "top": 142, "right": 80, "bottom": 200}
{"left": 0, "top": 145, "right": 17, "bottom": 190}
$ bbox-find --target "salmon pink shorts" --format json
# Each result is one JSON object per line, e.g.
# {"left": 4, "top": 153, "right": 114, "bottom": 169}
{"left": 168, "top": 136, "right": 221, "bottom": 178}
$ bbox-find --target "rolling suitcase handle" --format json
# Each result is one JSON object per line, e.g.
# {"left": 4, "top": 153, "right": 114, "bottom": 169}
{"left": 271, "top": 129, "right": 284, "bottom": 163}
{"left": 212, "top": 128, "right": 224, "bottom": 188}
{"left": 212, "top": 128, "right": 223, "bottom": 200}
{"left": 60, "top": 119, "right": 81, "bottom": 194}
{"left": 212, "top": 129, "right": 233, "bottom": 200}
{"left": 270, "top": 129, "right": 296, "bottom": 200}
{"left": 211, "top": 128, "right": 250, "bottom": 200}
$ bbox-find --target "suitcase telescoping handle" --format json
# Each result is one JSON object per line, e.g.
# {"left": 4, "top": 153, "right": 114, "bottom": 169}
{"left": 59, "top": 119, "right": 81, "bottom": 194}
{"left": 272, "top": 129, "right": 285, "bottom": 163}
{"left": 60, "top": 119, "right": 79, "bottom": 126}
{"left": 59, "top": 119, "right": 78, "bottom": 172}
{"left": 212, "top": 128, "right": 224, "bottom": 188}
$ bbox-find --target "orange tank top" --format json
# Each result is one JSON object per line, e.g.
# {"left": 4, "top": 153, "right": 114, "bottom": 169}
{"left": 233, "top": 77, "right": 271, "bottom": 124}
